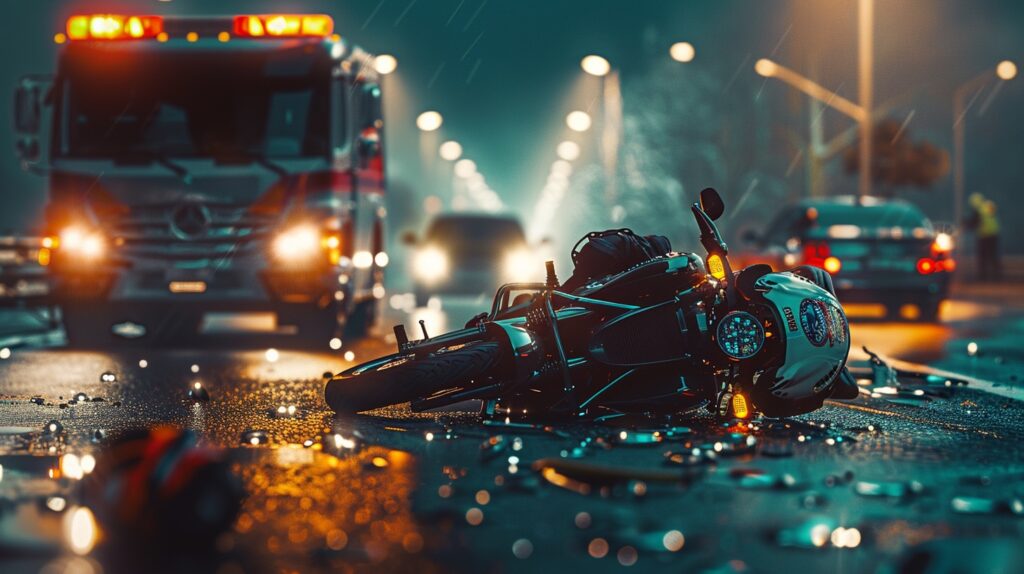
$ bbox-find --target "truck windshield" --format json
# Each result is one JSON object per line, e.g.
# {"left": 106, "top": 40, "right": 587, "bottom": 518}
{"left": 58, "top": 49, "right": 330, "bottom": 160}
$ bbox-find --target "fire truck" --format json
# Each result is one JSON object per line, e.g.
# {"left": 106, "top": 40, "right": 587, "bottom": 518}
{"left": 12, "top": 14, "right": 387, "bottom": 346}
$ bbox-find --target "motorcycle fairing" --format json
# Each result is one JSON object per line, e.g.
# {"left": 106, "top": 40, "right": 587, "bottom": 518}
{"left": 755, "top": 271, "right": 850, "bottom": 401}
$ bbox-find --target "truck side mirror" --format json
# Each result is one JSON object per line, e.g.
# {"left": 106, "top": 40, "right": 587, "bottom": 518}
{"left": 14, "top": 81, "right": 42, "bottom": 135}
{"left": 14, "top": 77, "right": 49, "bottom": 170}
{"left": 15, "top": 137, "right": 40, "bottom": 164}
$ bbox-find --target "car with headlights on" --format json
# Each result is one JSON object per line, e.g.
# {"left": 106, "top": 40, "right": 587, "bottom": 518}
{"left": 404, "top": 213, "right": 543, "bottom": 307}
{"left": 740, "top": 196, "right": 954, "bottom": 321}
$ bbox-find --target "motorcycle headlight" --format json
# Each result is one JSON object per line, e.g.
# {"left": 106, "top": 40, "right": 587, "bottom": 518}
{"left": 413, "top": 246, "right": 448, "bottom": 283}
{"left": 272, "top": 225, "right": 321, "bottom": 262}
{"left": 716, "top": 311, "right": 765, "bottom": 359}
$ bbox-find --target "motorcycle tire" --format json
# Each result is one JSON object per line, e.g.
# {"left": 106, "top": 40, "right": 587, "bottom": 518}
{"left": 325, "top": 340, "right": 503, "bottom": 413}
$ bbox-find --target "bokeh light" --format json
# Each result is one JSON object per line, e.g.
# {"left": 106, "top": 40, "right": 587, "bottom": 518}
{"left": 374, "top": 54, "right": 397, "bottom": 75}
{"left": 556, "top": 141, "right": 581, "bottom": 161}
{"left": 454, "top": 158, "right": 477, "bottom": 178}
{"left": 997, "top": 59, "right": 1017, "bottom": 80}
{"left": 439, "top": 140, "right": 463, "bottom": 161}
{"left": 566, "top": 110, "right": 592, "bottom": 132}
{"left": 669, "top": 41, "right": 696, "bottom": 62}
{"left": 416, "top": 111, "right": 443, "bottom": 132}
{"left": 580, "top": 55, "right": 610, "bottom": 76}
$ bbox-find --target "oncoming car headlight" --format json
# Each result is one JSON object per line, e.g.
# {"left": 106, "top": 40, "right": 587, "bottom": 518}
{"left": 503, "top": 248, "right": 536, "bottom": 280}
{"left": 413, "top": 246, "right": 448, "bottom": 283}
{"left": 716, "top": 311, "right": 765, "bottom": 360}
{"left": 272, "top": 225, "right": 321, "bottom": 262}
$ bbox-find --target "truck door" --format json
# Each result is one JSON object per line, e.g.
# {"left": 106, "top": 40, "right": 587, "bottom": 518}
{"left": 351, "top": 81, "right": 385, "bottom": 301}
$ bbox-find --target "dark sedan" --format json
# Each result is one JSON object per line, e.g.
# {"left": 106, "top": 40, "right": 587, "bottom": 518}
{"left": 741, "top": 196, "right": 954, "bottom": 321}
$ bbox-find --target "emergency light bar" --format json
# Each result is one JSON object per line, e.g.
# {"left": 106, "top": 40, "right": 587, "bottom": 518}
{"left": 234, "top": 14, "right": 334, "bottom": 37}
{"left": 67, "top": 15, "right": 163, "bottom": 40}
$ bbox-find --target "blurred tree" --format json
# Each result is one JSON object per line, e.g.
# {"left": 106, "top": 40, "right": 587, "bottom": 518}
{"left": 843, "top": 118, "right": 950, "bottom": 194}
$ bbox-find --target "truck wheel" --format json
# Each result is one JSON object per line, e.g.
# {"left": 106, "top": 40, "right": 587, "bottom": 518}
{"left": 62, "top": 306, "right": 117, "bottom": 348}
{"left": 325, "top": 340, "right": 502, "bottom": 413}
{"left": 61, "top": 304, "right": 199, "bottom": 348}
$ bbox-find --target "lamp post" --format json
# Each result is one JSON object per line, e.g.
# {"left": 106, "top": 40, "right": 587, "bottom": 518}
{"left": 756, "top": 0, "right": 874, "bottom": 199}
{"left": 952, "top": 60, "right": 1016, "bottom": 226}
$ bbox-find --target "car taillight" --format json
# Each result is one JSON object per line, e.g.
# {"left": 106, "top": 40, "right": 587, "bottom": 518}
{"left": 802, "top": 241, "right": 831, "bottom": 269}
{"left": 917, "top": 257, "right": 956, "bottom": 274}
{"left": 823, "top": 256, "right": 842, "bottom": 274}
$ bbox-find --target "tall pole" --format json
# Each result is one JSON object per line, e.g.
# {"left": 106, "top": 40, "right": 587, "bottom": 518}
{"left": 857, "top": 0, "right": 873, "bottom": 200}
{"left": 952, "top": 87, "right": 968, "bottom": 227}
{"left": 602, "top": 71, "right": 622, "bottom": 206}
{"left": 951, "top": 61, "right": 1016, "bottom": 228}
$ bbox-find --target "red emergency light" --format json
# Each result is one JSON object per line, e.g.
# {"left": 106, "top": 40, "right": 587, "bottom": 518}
{"left": 66, "top": 15, "right": 163, "bottom": 41}
{"left": 233, "top": 14, "right": 334, "bottom": 38}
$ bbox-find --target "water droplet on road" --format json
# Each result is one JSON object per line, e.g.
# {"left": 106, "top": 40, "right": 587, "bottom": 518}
{"left": 242, "top": 429, "right": 268, "bottom": 445}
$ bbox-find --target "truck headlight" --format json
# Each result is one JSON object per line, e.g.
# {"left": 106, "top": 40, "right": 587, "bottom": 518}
{"left": 273, "top": 225, "right": 320, "bottom": 261}
{"left": 58, "top": 226, "right": 105, "bottom": 260}
{"left": 413, "top": 246, "right": 448, "bottom": 283}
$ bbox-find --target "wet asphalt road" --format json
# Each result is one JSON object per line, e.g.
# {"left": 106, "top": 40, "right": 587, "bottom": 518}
{"left": 1, "top": 284, "right": 1024, "bottom": 573}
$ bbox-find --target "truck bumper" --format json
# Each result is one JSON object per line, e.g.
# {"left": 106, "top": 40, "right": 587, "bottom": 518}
{"left": 51, "top": 265, "right": 350, "bottom": 306}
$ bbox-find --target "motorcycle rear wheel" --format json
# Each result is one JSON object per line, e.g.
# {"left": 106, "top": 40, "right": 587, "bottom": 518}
{"left": 325, "top": 340, "right": 503, "bottom": 413}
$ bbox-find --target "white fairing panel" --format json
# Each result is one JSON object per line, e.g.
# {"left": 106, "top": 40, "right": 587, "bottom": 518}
{"left": 756, "top": 272, "right": 850, "bottom": 400}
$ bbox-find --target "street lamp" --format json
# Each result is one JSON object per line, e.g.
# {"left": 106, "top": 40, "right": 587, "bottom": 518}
{"left": 756, "top": 0, "right": 874, "bottom": 199}
{"left": 416, "top": 111, "right": 443, "bottom": 132}
{"left": 439, "top": 140, "right": 462, "bottom": 161}
{"left": 556, "top": 141, "right": 581, "bottom": 162}
{"left": 453, "top": 158, "right": 476, "bottom": 179}
{"left": 669, "top": 42, "right": 695, "bottom": 63}
{"left": 756, "top": 57, "right": 872, "bottom": 197}
{"left": 565, "top": 110, "right": 592, "bottom": 132}
{"left": 952, "top": 59, "right": 1017, "bottom": 225}
{"left": 996, "top": 60, "right": 1017, "bottom": 81}
{"left": 374, "top": 54, "right": 397, "bottom": 75}
{"left": 581, "top": 55, "right": 610, "bottom": 77}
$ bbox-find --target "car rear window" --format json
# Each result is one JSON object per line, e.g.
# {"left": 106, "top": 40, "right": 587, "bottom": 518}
{"left": 811, "top": 204, "right": 931, "bottom": 230}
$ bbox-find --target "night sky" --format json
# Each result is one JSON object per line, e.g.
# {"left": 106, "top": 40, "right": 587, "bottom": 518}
{"left": 2, "top": 1, "right": 1022, "bottom": 251}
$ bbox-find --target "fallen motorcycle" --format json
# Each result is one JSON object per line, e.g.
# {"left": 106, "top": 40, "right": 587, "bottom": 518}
{"left": 326, "top": 188, "right": 858, "bottom": 420}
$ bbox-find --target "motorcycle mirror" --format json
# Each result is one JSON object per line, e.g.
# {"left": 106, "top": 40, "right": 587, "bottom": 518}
{"left": 699, "top": 187, "right": 725, "bottom": 221}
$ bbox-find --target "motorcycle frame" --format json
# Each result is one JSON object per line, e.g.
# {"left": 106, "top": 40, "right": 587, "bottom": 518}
{"left": 406, "top": 278, "right": 714, "bottom": 415}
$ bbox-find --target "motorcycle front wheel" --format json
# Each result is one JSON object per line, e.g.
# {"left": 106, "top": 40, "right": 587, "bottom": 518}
{"left": 325, "top": 340, "right": 504, "bottom": 413}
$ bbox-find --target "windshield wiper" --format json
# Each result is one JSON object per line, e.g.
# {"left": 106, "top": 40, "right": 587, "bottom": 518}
{"left": 213, "top": 151, "right": 289, "bottom": 179}
{"left": 116, "top": 150, "right": 192, "bottom": 184}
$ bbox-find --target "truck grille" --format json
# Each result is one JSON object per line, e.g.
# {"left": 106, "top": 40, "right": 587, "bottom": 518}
{"left": 107, "top": 203, "right": 277, "bottom": 262}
